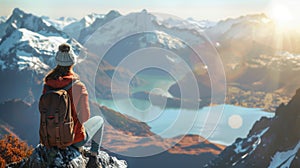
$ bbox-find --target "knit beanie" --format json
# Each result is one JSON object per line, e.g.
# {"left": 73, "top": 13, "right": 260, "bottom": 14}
{"left": 55, "top": 43, "right": 76, "bottom": 66}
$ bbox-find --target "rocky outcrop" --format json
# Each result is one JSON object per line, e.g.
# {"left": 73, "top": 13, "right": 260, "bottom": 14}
{"left": 204, "top": 88, "right": 300, "bottom": 167}
{"left": 99, "top": 105, "right": 154, "bottom": 137}
{"left": 8, "top": 144, "right": 127, "bottom": 168}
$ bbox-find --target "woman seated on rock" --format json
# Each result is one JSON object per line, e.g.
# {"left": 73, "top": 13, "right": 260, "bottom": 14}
{"left": 41, "top": 43, "right": 104, "bottom": 167}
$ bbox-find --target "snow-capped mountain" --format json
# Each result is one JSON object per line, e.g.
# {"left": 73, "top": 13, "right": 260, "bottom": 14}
{"left": 204, "top": 14, "right": 276, "bottom": 53}
{"left": 63, "top": 13, "right": 106, "bottom": 40}
{"left": 0, "top": 8, "right": 84, "bottom": 74}
{"left": 41, "top": 16, "right": 78, "bottom": 30}
{"left": 96, "top": 30, "right": 192, "bottom": 79}
{"left": 80, "top": 9, "right": 212, "bottom": 71}
{"left": 204, "top": 88, "right": 300, "bottom": 167}
{"left": 0, "top": 28, "right": 83, "bottom": 72}
{"left": 78, "top": 10, "right": 121, "bottom": 43}
{"left": 186, "top": 18, "right": 216, "bottom": 30}
{"left": 72, "top": 10, "right": 300, "bottom": 98}
{"left": 0, "top": 8, "right": 143, "bottom": 102}
{"left": 0, "top": 8, "right": 67, "bottom": 40}
{"left": 205, "top": 14, "right": 272, "bottom": 39}
{"left": 78, "top": 9, "right": 213, "bottom": 84}
{"left": 205, "top": 13, "right": 300, "bottom": 53}
{"left": 0, "top": 8, "right": 86, "bottom": 103}
{"left": 82, "top": 9, "right": 209, "bottom": 49}
{"left": 1, "top": 8, "right": 300, "bottom": 99}
{"left": 153, "top": 15, "right": 215, "bottom": 33}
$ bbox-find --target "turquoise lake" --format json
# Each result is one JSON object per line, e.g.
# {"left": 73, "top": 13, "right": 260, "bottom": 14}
{"left": 99, "top": 99, "right": 274, "bottom": 146}
{"left": 99, "top": 73, "right": 275, "bottom": 145}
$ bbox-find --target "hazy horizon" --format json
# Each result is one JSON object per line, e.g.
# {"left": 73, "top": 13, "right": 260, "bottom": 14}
{"left": 0, "top": 0, "right": 298, "bottom": 22}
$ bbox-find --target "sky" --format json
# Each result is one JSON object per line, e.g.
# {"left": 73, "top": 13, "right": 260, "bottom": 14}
{"left": 0, "top": 0, "right": 299, "bottom": 23}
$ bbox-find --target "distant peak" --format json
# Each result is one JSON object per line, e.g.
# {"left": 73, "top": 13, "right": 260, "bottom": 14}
{"left": 187, "top": 17, "right": 195, "bottom": 21}
{"left": 12, "top": 8, "right": 25, "bottom": 15}
{"left": 106, "top": 10, "right": 121, "bottom": 17}
{"left": 230, "top": 13, "right": 269, "bottom": 22}
{"left": 58, "top": 16, "right": 66, "bottom": 20}
{"left": 141, "top": 9, "right": 148, "bottom": 13}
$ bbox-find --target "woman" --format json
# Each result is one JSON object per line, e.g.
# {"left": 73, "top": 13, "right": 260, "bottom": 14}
{"left": 43, "top": 43, "right": 103, "bottom": 167}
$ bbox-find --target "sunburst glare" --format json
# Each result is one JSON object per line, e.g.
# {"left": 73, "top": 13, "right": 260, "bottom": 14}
{"left": 267, "top": 1, "right": 297, "bottom": 30}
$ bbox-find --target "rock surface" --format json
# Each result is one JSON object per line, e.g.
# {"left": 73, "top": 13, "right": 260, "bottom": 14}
{"left": 8, "top": 144, "right": 127, "bottom": 168}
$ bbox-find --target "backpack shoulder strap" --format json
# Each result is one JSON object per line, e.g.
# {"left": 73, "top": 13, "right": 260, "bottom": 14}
{"left": 44, "top": 79, "right": 80, "bottom": 93}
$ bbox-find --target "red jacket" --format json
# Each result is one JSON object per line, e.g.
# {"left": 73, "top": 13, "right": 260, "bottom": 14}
{"left": 43, "top": 74, "right": 90, "bottom": 144}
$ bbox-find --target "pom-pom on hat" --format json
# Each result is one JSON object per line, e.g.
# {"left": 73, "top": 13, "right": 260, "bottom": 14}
{"left": 55, "top": 43, "right": 76, "bottom": 66}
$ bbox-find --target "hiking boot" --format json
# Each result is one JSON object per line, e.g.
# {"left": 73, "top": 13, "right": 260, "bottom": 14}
{"left": 86, "top": 155, "right": 102, "bottom": 168}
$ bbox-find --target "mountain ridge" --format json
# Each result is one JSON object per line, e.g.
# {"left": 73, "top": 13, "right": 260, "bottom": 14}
{"left": 204, "top": 88, "right": 300, "bottom": 167}
{"left": 0, "top": 8, "right": 85, "bottom": 73}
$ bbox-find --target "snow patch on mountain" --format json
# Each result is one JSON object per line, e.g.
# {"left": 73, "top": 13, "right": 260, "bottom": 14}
{"left": 233, "top": 127, "right": 269, "bottom": 159}
{"left": 78, "top": 10, "right": 121, "bottom": 43}
{"left": 0, "top": 28, "right": 66, "bottom": 56}
{"left": 205, "top": 87, "right": 300, "bottom": 167}
{"left": 82, "top": 13, "right": 105, "bottom": 26}
{"left": 0, "top": 16, "right": 6, "bottom": 23}
{"left": 187, "top": 18, "right": 216, "bottom": 29}
{"left": 41, "top": 16, "right": 78, "bottom": 30}
{"left": 154, "top": 15, "right": 215, "bottom": 33}
{"left": 17, "top": 51, "right": 50, "bottom": 71}
{"left": 83, "top": 11, "right": 152, "bottom": 45}
{"left": 63, "top": 13, "right": 105, "bottom": 40}
{"left": 0, "top": 8, "right": 86, "bottom": 73}
{"left": 0, "top": 8, "right": 66, "bottom": 39}
{"left": 268, "top": 142, "right": 300, "bottom": 168}
{"left": 155, "top": 16, "right": 201, "bottom": 31}
{"left": 0, "top": 28, "right": 77, "bottom": 73}
{"left": 138, "top": 31, "right": 186, "bottom": 49}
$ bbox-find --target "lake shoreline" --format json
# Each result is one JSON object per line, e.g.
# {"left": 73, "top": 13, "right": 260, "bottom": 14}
{"left": 98, "top": 99, "right": 275, "bottom": 145}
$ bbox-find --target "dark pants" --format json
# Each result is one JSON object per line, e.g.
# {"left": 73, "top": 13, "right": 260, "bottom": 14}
{"left": 73, "top": 116, "right": 104, "bottom": 153}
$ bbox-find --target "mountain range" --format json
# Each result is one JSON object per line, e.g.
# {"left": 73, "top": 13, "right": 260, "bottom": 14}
{"left": 1, "top": 8, "right": 300, "bottom": 103}
{"left": 0, "top": 7, "right": 299, "bottom": 167}
{"left": 0, "top": 8, "right": 138, "bottom": 102}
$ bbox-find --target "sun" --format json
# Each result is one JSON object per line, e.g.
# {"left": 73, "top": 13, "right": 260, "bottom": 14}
{"left": 268, "top": 3, "right": 294, "bottom": 29}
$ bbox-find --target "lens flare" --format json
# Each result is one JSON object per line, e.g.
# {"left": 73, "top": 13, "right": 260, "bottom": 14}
{"left": 228, "top": 115, "right": 243, "bottom": 129}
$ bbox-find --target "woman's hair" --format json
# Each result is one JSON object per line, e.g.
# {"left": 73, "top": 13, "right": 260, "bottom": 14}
{"left": 44, "top": 65, "right": 79, "bottom": 82}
